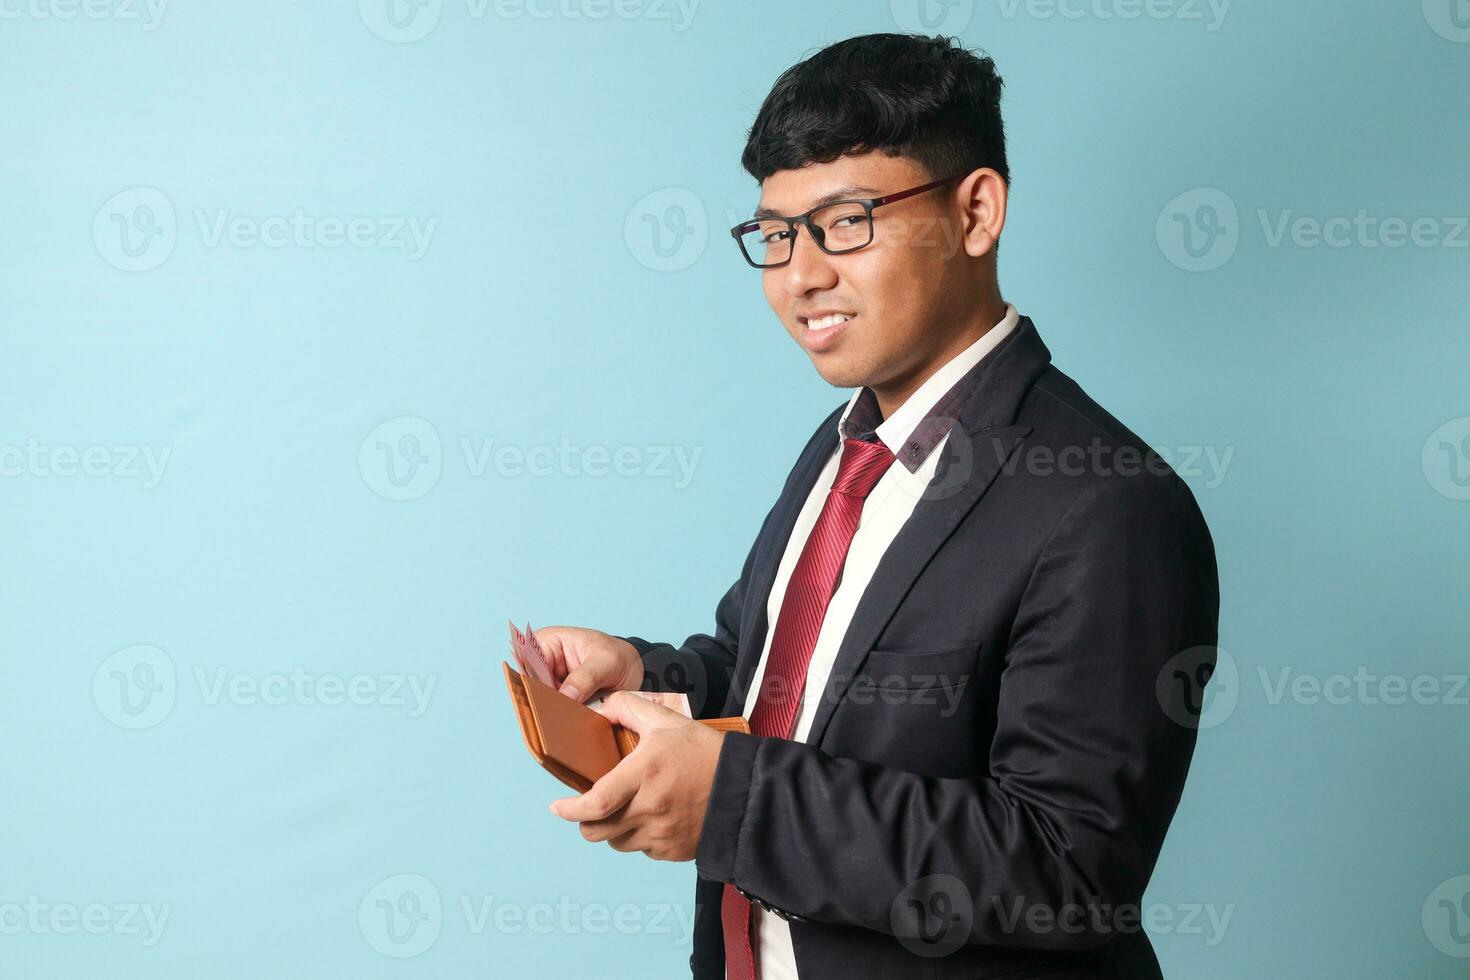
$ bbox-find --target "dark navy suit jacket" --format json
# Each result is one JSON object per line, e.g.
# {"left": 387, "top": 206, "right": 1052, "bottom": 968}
{"left": 622, "top": 317, "right": 1220, "bottom": 979}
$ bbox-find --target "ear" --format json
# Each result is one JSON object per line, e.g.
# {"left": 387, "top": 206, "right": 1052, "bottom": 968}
{"left": 956, "top": 167, "right": 1008, "bottom": 259}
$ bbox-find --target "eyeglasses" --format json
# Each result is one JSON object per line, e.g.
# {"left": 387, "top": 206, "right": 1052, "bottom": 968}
{"left": 730, "top": 173, "right": 964, "bottom": 269}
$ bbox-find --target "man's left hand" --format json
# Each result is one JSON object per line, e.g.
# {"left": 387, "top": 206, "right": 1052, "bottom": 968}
{"left": 548, "top": 691, "right": 726, "bottom": 862}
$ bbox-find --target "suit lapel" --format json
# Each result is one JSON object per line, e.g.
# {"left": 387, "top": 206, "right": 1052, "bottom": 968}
{"left": 801, "top": 423, "right": 1029, "bottom": 745}
{"left": 802, "top": 317, "right": 1053, "bottom": 746}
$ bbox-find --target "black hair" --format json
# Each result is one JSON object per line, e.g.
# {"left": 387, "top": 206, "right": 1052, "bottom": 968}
{"left": 741, "top": 34, "right": 1010, "bottom": 188}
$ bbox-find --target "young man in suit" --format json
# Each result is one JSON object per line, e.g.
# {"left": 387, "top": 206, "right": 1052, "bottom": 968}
{"left": 542, "top": 33, "right": 1219, "bottom": 979}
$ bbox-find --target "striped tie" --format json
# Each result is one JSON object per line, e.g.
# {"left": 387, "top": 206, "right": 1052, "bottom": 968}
{"left": 721, "top": 435, "right": 895, "bottom": 980}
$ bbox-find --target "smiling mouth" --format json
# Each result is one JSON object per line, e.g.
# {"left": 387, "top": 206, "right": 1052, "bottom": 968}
{"left": 800, "top": 312, "right": 855, "bottom": 330}
{"left": 796, "top": 312, "right": 855, "bottom": 353}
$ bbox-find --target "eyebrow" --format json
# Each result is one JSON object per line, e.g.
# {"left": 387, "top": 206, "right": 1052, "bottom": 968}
{"left": 752, "top": 185, "right": 881, "bottom": 220}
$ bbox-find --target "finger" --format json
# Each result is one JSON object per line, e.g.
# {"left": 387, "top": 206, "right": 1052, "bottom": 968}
{"left": 579, "top": 812, "right": 635, "bottom": 844}
{"left": 605, "top": 828, "right": 646, "bottom": 853}
{"left": 534, "top": 630, "right": 568, "bottom": 680}
{"left": 593, "top": 690, "right": 679, "bottom": 734}
{"left": 558, "top": 661, "right": 604, "bottom": 703}
{"left": 548, "top": 754, "right": 642, "bottom": 823}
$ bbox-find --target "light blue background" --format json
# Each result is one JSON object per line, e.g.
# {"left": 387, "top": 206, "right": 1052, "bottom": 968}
{"left": 3, "top": 1, "right": 1468, "bottom": 976}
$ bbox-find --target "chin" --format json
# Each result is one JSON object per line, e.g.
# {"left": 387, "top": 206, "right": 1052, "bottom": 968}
{"left": 806, "top": 354, "right": 871, "bottom": 391}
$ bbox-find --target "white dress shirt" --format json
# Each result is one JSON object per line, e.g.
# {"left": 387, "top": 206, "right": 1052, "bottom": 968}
{"left": 734, "top": 304, "right": 1021, "bottom": 980}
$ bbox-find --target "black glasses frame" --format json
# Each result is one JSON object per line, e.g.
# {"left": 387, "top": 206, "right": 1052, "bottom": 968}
{"left": 730, "top": 173, "right": 965, "bottom": 269}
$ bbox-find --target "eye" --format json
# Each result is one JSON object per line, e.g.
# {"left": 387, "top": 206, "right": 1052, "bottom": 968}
{"left": 761, "top": 229, "right": 792, "bottom": 244}
{"left": 824, "top": 212, "right": 867, "bottom": 232}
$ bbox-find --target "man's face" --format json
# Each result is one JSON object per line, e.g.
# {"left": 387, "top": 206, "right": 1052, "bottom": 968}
{"left": 756, "top": 151, "right": 973, "bottom": 394}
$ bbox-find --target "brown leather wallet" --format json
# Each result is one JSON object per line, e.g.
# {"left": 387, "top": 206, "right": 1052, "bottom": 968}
{"left": 503, "top": 661, "right": 750, "bottom": 793}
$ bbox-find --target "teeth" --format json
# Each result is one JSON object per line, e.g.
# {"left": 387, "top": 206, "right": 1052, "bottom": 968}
{"left": 806, "top": 314, "right": 852, "bottom": 330}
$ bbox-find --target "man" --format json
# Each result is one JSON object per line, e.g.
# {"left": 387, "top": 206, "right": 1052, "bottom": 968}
{"left": 541, "top": 33, "right": 1219, "bottom": 979}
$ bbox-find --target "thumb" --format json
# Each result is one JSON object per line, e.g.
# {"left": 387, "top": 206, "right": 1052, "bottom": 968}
{"left": 558, "top": 662, "right": 602, "bottom": 704}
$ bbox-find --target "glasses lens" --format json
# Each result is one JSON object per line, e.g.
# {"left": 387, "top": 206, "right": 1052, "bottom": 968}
{"left": 809, "top": 203, "right": 872, "bottom": 252}
{"left": 739, "top": 220, "right": 793, "bottom": 267}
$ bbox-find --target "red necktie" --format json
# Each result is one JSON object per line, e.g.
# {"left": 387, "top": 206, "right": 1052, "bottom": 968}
{"left": 722, "top": 435, "right": 896, "bottom": 980}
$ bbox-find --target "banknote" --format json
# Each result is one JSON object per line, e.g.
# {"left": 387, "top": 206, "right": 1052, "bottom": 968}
{"left": 507, "top": 620, "right": 555, "bottom": 686}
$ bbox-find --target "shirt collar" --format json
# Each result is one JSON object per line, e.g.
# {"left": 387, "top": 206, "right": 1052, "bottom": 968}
{"left": 838, "top": 304, "right": 1020, "bottom": 472}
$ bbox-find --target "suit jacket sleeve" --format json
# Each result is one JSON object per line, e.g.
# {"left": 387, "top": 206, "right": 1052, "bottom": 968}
{"left": 694, "top": 469, "right": 1220, "bottom": 951}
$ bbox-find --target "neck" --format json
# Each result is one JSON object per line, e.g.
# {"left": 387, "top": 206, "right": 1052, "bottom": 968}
{"left": 871, "top": 297, "right": 1009, "bottom": 419}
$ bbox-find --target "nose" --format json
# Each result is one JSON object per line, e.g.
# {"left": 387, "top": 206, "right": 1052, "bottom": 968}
{"left": 779, "top": 224, "right": 838, "bottom": 298}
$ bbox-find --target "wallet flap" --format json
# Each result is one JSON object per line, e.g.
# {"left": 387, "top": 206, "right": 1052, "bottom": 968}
{"left": 519, "top": 670, "right": 624, "bottom": 788}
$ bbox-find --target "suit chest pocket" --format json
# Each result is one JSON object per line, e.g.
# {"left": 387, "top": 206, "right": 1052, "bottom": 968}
{"left": 823, "top": 643, "right": 986, "bottom": 776}
{"left": 861, "top": 642, "right": 980, "bottom": 690}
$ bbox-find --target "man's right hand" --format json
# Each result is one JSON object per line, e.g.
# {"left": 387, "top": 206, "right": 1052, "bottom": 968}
{"left": 534, "top": 626, "right": 644, "bottom": 704}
